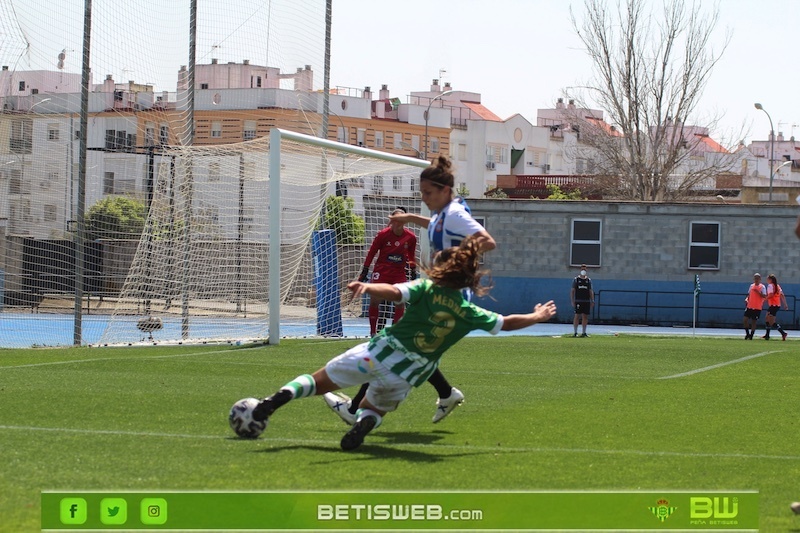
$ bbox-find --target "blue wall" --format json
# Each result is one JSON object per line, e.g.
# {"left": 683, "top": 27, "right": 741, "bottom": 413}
{"left": 476, "top": 277, "right": 800, "bottom": 329}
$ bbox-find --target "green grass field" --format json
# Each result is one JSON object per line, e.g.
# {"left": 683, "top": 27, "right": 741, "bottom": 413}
{"left": 1, "top": 335, "right": 798, "bottom": 531}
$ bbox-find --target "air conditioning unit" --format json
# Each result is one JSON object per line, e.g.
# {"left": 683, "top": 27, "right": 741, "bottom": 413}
{"left": 485, "top": 161, "right": 496, "bottom": 170}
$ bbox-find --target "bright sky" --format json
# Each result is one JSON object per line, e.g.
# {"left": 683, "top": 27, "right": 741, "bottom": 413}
{"left": 9, "top": 0, "right": 799, "bottom": 147}
{"left": 330, "top": 0, "right": 800, "bottom": 146}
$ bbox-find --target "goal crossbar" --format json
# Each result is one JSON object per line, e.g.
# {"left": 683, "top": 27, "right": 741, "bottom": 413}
{"left": 268, "top": 128, "right": 429, "bottom": 344}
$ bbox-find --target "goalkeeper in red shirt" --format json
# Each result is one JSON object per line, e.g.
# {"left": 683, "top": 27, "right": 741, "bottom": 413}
{"left": 357, "top": 206, "right": 418, "bottom": 336}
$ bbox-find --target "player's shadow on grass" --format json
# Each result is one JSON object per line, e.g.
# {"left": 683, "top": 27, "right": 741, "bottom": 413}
{"left": 255, "top": 430, "right": 507, "bottom": 463}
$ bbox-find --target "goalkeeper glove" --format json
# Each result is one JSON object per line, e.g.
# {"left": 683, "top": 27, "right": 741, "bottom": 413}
{"left": 406, "top": 265, "right": 419, "bottom": 281}
{"left": 358, "top": 266, "right": 370, "bottom": 283}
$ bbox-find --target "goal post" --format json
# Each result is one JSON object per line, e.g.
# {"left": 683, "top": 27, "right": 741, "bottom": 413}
{"left": 268, "top": 128, "right": 429, "bottom": 344}
{"left": 97, "top": 128, "right": 428, "bottom": 346}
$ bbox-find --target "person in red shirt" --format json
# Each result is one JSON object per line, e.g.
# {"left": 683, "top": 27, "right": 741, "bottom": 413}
{"left": 763, "top": 274, "right": 789, "bottom": 340}
{"left": 743, "top": 273, "right": 767, "bottom": 340}
{"left": 357, "top": 206, "right": 418, "bottom": 336}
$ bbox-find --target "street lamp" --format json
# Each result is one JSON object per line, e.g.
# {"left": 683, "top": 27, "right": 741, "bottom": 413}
{"left": 328, "top": 108, "right": 347, "bottom": 143}
{"left": 28, "top": 97, "right": 52, "bottom": 112}
{"left": 424, "top": 90, "right": 453, "bottom": 160}
{"left": 754, "top": 103, "right": 775, "bottom": 203}
{"left": 398, "top": 141, "right": 422, "bottom": 158}
{"left": 336, "top": 155, "right": 365, "bottom": 197}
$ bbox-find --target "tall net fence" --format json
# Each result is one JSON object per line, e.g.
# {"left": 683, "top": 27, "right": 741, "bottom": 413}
{"left": 0, "top": 1, "right": 427, "bottom": 347}
{"left": 97, "top": 133, "right": 425, "bottom": 345}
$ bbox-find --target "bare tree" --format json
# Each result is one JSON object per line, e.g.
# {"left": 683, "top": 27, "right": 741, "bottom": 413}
{"left": 567, "top": 0, "right": 738, "bottom": 201}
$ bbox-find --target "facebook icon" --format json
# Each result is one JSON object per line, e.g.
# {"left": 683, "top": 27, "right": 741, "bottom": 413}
{"left": 60, "top": 498, "right": 87, "bottom": 525}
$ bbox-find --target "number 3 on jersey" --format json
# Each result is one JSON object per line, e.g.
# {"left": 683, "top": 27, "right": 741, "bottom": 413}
{"left": 413, "top": 311, "right": 456, "bottom": 353}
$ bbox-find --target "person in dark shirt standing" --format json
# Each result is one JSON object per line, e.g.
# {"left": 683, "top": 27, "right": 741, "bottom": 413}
{"left": 570, "top": 264, "right": 594, "bottom": 337}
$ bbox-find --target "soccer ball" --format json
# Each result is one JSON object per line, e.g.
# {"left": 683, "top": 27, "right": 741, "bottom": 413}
{"left": 228, "top": 397, "right": 267, "bottom": 439}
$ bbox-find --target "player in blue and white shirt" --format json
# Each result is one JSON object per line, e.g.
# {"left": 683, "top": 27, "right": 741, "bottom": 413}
{"left": 326, "top": 156, "right": 497, "bottom": 425}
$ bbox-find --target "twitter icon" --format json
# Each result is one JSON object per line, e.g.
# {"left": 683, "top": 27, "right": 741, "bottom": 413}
{"left": 100, "top": 498, "right": 127, "bottom": 525}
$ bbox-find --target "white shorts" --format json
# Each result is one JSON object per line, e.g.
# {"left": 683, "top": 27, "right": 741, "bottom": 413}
{"left": 324, "top": 342, "right": 412, "bottom": 413}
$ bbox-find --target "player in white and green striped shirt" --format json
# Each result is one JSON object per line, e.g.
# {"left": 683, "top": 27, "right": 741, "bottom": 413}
{"left": 252, "top": 236, "right": 556, "bottom": 451}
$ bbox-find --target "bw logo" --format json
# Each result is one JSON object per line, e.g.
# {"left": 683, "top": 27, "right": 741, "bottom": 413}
{"left": 649, "top": 499, "right": 677, "bottom": 522}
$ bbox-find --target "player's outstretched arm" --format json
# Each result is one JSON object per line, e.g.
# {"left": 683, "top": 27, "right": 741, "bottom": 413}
{"left": 389, "top": 212, "right": 431, "bottom": 228}
{"left": 472, "top": 229, "right": 496, "bottom": 253}
{"left": 347, "top": 281, "right": 402, "bottom": 302}
{"left": 501, "top": 301, "right": 557, "bottom": 331}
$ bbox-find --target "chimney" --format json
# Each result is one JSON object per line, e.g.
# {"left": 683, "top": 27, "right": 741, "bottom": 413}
{"left": 568, "top": 99, "right": 576, "bottom": 109}
{"left": 444, "top": 82, "right": 451, "bottom": 90}
{"left": 379, "top": 84, "right": 390, "bottom": 100}
{"left": 211, "top": 58, "right": 218, "bottom": 65}
{"left": 364, "top": 86, "right": 372, "bottom": 100}
{"left": 2, "top": 66, "right": 7, "bottom": 71}
{"left": 431, "top": 78, "right": 441, "bottom": 92}
{"left": 777, "top": 132, "right": 785, "bottom": 142}
{"left": 556, "top": 98, "right": 565, "bottom": 109}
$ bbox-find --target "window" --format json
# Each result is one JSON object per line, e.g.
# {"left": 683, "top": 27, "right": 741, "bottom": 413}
{"left": 243, "top": 120, "right": 256, "bottom": 140}
{"left": 570, "top": 219, "right": 601, "bottom": 267}
{"left": 473, "top": 216, "right": 487, "bottom": 264}
{"left": 159, "top": 124, "right": 169, "bottom": 146}
{"left": 430, "top": 137, "right": 440, "bottom": 154}
{"left": 115, "top": 178, "right": 136, "bottom": 194}
{"left": 48, "top": 123, "right": 60, "bottom": 141}
{"left": 43, "top": 204, "right": 58, "bottom": 222}
{"left": 375, "top": 131, "right": 384, "bottom": 148}
{"left": 688, "top": 221, "right": 720, "bottom": 269}
{"left": 393, "top": 132, "right": 402, "bottom": 149}
{"left": 10, "top": 120, "right": 32, "bottom": 154}
{"left": 105, "top": 129, "right": 117, "bottom": 150}
{"left": 211, "top": 122, "right": 222, "bottom": 138}
{"left": 18, "top": 81, "right": 25, "bottom": 91}
{"left": 208, "top": 161, "right": 221, "bottom": 182}
{"left": 9, "top": 169, "right": 22, "bottom": 194}
{"left": 103, "top": 172, "right": 115, "bottom": 194}
{"left": 457, "top": 143, "right": 467, "bottom": 161}
{"left": 486, "top": 144, "right": 509, "bottom": 164}
{"left": 145, "top": 123, "right": 155, "bottom": 146}
{"left": 116, "top": 131, "right": 127, "bottom": 150}
{"left": 200, "top": 83, "right": 209, "bottom": 90}
{"left": 393, "top": 175, "right": 402, "bottom": 191}
{"left": 356, "top": 128, "right": 366, "bottom": 147}
{"left": 337, "top": 126, "right": 347, "bottom": 143}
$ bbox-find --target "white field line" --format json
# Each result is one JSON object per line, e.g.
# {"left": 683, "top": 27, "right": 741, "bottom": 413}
{"left": 0, "top": 346, "right": 267, "bottom": 370}
{"left": 657, "top": 350, "right": 781, "bottom": 380}
{"left": 1, "top": 424, "right": 798, "bottom": 461}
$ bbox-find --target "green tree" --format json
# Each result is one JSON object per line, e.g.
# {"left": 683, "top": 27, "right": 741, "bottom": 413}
{"left": 85, "top": 197, "right": 147, "bottom": 240}
{"left": 485, "top": 189, "right": 508, "bottom": 199}
{"left": 545, "top": 184, "right": 584, "bottom": 200}
{"left": 319, "top": 196, "right": 365, "bottom": 244}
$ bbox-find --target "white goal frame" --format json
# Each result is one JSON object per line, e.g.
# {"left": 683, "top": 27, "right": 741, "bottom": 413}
{"left": 268, "top": 128, "right": 429, "bottom": 344}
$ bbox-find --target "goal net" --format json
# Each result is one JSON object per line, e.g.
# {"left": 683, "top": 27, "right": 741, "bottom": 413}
{"left": 97, "top": 129, "right": 428, "bottom": 345}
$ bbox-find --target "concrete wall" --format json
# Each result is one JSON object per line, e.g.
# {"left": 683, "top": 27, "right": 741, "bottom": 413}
{"left": 467, "top": 199, "right": 800, "bottom": 328}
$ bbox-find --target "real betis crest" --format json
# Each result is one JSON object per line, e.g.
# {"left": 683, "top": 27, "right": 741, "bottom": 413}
{"left": 649, "top": 499, "right": 677, "bottom": 522}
